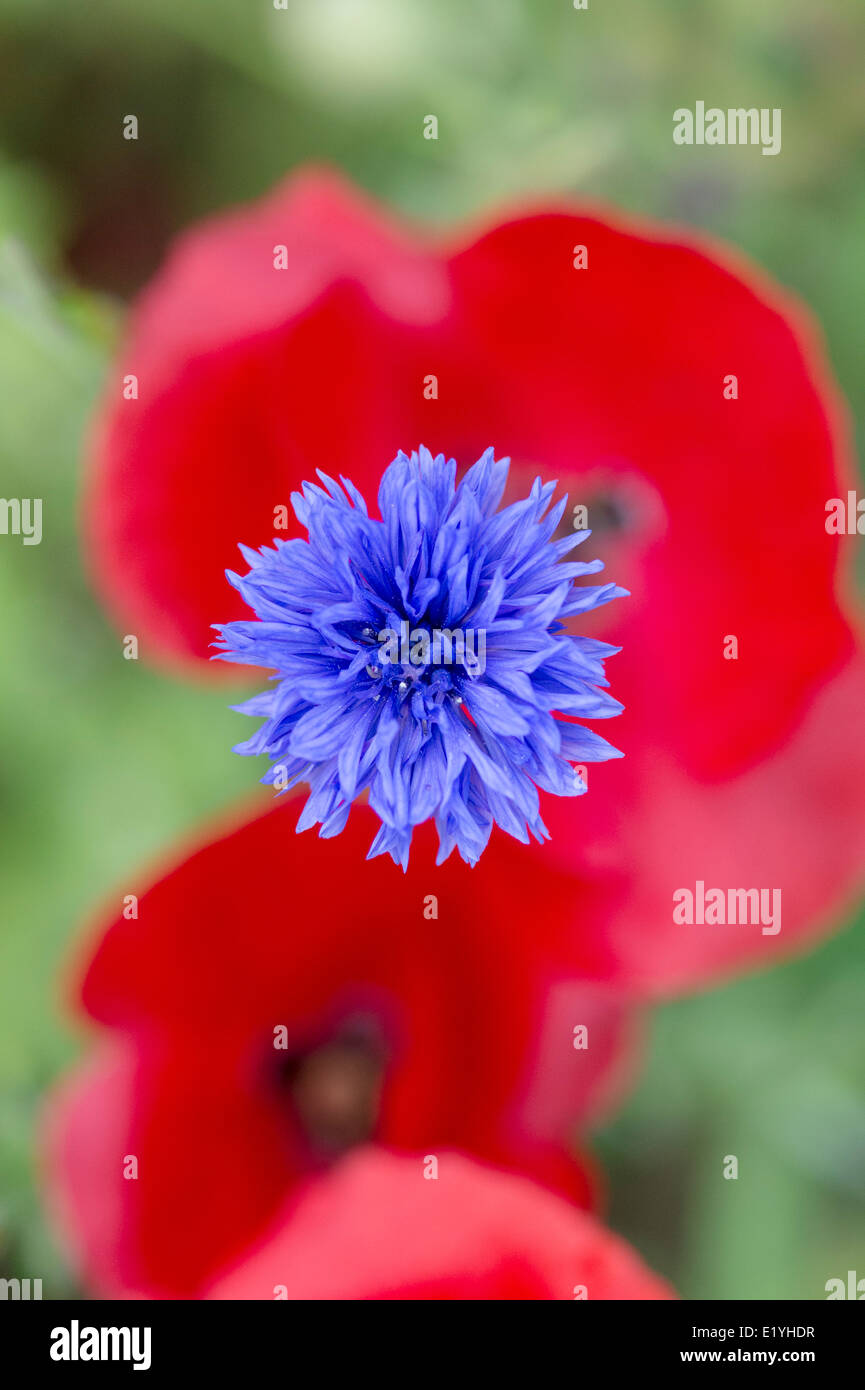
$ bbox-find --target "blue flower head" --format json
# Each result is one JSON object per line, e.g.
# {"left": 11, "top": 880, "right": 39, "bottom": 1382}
{"left": 214, "top": 448, "right": 626, "bottom": 868}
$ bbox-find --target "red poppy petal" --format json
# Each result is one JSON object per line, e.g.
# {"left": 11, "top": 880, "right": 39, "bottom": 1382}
{"left": 436, "top": 205, "right": 858, "bottom": 777}
{"left": 205, "top": 1146, "right": 674, "bottom": 1301}
{"left": 43, "top": 1041, "right": 293, "bottom": 1298}
{"left": 86, "top": 169, "right": 449, "bottom": 671}
{"left": 42, "top": 1046, "right": 144, "bottom": 1298}
{"left": 48, "top": 796, "right": 638, "bottom": 1294}
{"left": 542, "top": 646, "right": 865, "bottom": 992}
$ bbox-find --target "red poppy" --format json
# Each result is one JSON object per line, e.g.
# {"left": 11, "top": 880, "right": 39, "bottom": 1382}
{"left": 44, "top": 797, "right": 638, "bottom": 1298}
{"left": 204, "top": 1146, "right": 673, "bottom": 1301}
{"left": 84, "top": 168, "right": 865, "bottom": 992}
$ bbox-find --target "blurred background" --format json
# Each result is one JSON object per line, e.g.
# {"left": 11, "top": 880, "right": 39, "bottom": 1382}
{"left": 0, "top": 0, "right": 863, "bottom": 1299}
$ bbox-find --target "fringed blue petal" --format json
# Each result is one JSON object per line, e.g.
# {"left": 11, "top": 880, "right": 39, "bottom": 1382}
{"left": 214, "top": 447, "right": 624, "bottom": 866}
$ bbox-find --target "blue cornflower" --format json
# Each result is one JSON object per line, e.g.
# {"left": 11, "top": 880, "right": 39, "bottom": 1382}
{"left": 214, "top": 447, "right": 626, "bottom": 868}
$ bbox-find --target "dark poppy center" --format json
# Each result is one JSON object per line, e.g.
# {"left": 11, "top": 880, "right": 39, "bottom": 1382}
{"left": 275, "top": 1016, "right": 386, "bottom": 1163}
{"left": 558, "top": 490, "right": 633, "bottom": 543}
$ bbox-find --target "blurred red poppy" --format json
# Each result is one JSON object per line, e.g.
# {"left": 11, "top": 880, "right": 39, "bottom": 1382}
{"left": 44, "top": 798, "right": 638, "bottom": 1298}
{"left": 204, "top": 1146, "right": 674, "bottom": 1301}
{"left": 84, "top": 168, "right": 865, "bottom": 991}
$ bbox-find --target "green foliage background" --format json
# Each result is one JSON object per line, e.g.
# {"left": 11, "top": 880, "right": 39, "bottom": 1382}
{"left": 0, "top": 0, "right": 863, "bottom": 1298}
